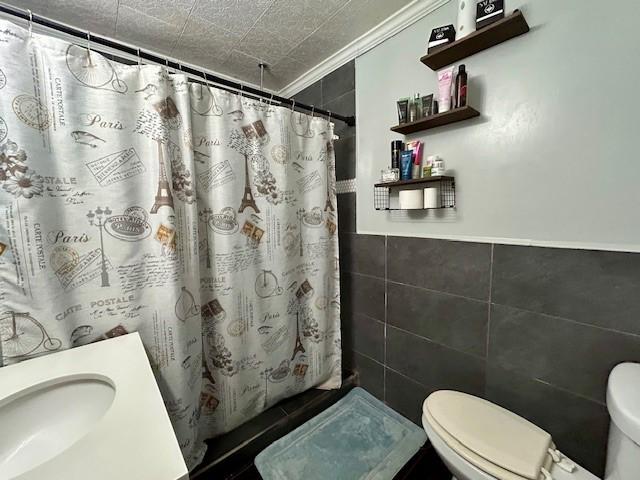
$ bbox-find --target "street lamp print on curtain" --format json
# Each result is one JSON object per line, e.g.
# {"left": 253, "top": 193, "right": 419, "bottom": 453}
{"left": 0, "top": 19, "right": 341, "bottom": 469}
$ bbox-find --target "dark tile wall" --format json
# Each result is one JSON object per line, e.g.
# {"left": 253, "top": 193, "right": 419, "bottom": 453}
{"left": 294, "top": 60, "right": 640, "bottom": 478}
{"left": 343, "top": 237, "right": 640, "bottom": 477}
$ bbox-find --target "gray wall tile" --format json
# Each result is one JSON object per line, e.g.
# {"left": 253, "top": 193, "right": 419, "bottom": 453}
{"left": 293, "top": 80, "right": 322, "bottom": 107}
{"left": 489, "top": 304, "right": 640, "bottom": 403}
{"left": 485, "top": 364, "right": 609, "bottom": 477}
{"left": 386, "top": 326, "right": 486, "bottom": 397}
{"left": 323, "top": 90, "right": 355, "bottom": 140}
{"left": 334, "top": 136, "right": 356, "bottom": 180}
{"left": 340, "top": 233, "right": 385, "bottom": 278}
{"left": 385, "top": 369, "right": 430, "bottom": 425}
{"left": 492, "top": 244, "right": 640, "bottom": 335}
{"left": 387, "top": 237, "right": 492, "bottom": 300}
{"left": 340, "top": 272, "right": 385, "bottom": 322}
{"left": 345, "top": 313, "right": 385, "bottom": 363}
{"left": 387, "top": 282, "right": 488, "bottom": 357}
{"left": 352, "top": 351, "right": 385, "bottom": 400}
{"left": 322, "top": 60, "right": 355, "bottom": 106}
{"left": 337, "top": 192, "right": 356, "bottom": 233}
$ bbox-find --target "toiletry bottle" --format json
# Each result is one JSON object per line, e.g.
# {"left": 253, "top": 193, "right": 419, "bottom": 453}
{"left": 408, "top": 97, "right": 417, "bottom": 122}
{"left": 455, "top": 64, "right": 468, "bottom": 108}
{"left": 414, "top": 93, "right": 422, "bottom": 119}
{"left": 391, "top": 140, "right": 404, "bottom": 169}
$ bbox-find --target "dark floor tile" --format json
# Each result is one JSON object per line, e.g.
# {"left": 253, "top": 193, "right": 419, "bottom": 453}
{"left": 387, "top": 282, "right": 488, "bottom": 357}
{"left": 231, "top": 465, "right": 262, "bottom": 479}
{"left": 386, "top": 326, "right": 486, "bottom": 397}
{"left": 353, "top": 351, "right": 385, "bottom": 400}
{"left": 278, "top": 388, "right": 331, "bottom": 415}
{"left": 337, "top": 192, "right": 356, "bottom": 233}
{"left": 340, "top": 233, "right": 385, "bottom": 277}
{"left": 351, "top": 313, "right": 385, "bottom": 363}
{"left": 323, "top": 90, "right": 355, "bottom": 140}
{"left": 341, "top": 272, "right": 385, "bottom": 322}
{"left": 334, "top": 135, "right": 356, "bottom": 180}
{"left": 321, "top": 60, "right": 355, "bottom": 105}
{"left": 293, "top": 80, "right": 322, "bottom": 107}
{"left": 201, "top": 406, "right": 288, "bottom": 464}
{"left": 394, "top": 444, "right": 451, "bottom": 480}
{"left": 492, "top": 244, "right": 640, "bottom": 336}
{"left": 485, "top": 364, "right": 609, "bottom": 477}
{"left": 385, "top": 369, "right": 430, "bottom": 425}
{"left": 488, "top": 304, "right": 640, "bottom": 403}
{"left": 387, "top": 237, "right": 491, "bottom": 301}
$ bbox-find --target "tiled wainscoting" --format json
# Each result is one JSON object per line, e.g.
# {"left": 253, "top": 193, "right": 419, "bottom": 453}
{"left": 340, "top": 232, "right": 640, "bottom": 477}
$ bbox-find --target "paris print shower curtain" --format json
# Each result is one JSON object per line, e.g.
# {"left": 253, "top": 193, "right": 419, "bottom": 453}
{"left": 0, "top": 20, "right": 341, "bottom": 467}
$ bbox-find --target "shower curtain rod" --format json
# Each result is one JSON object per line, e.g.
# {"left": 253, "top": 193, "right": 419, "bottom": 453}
{"left": 0, "top": 2, "right": 356, "bottom": 127}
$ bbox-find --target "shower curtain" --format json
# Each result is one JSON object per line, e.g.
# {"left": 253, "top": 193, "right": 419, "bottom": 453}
{"left": 0, "top": 19, "right": 341, "bottom": 468}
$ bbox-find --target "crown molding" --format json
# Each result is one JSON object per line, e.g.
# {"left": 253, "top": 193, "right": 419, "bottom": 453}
{"left": 278, "top": 0, "right": 451, "bottom": 98}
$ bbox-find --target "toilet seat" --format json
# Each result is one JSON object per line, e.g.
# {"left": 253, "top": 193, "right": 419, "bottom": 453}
{"left": 423, "top": 391, "right": 555, "bottom": 480}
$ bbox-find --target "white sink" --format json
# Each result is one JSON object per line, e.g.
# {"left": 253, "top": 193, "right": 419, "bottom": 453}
{"left": 0, "top": 333, "right": 188, "bottom": 480}
{"left": 0, "top": 376, "right": 115, "bottom": 478}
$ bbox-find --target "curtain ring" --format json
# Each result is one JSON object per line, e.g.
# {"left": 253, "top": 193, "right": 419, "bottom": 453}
{"left": 27, "top": 9, "right": 33, "bottom": 37}
{"left": 291, "top": 99, "right": 295, "bottom": 112}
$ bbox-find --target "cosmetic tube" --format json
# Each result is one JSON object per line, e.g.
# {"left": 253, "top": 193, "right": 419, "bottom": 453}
{"left": 437, "top": 66, "right": 455, "bottom": 113}
{"left": 400, "top": 150, "right": 413, "bottom": 180}
{"left": 397, "top": 98, "right": 409, "bottom": 124}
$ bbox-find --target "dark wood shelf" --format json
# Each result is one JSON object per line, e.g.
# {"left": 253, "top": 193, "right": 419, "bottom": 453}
{"left": 375, "top": 175, "right": 454, "bottom": 188}
{"left": 390, "top": 106, "right": 479, "bottom": 135}
{"left": 420, "top": 10, "right": 530, "bottom": 70}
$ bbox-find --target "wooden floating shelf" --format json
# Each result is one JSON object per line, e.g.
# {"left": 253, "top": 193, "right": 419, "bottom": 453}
{"left": 420, "top": 10, "right": 530, "bottom": 70}
{"left": 375, "top": 175, "right": 454, "bottom": 188}
{"left": 390, "top": 106, "right": 479, "bottom": 135}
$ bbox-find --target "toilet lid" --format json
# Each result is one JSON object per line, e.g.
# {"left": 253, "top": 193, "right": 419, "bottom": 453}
{"left": 424, "top": 391, "right": 553, "bottom": 480}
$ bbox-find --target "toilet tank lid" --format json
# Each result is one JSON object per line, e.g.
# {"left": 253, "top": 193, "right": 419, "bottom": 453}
{"left": 607, "top": 362, "right": 640, "bottom": 444}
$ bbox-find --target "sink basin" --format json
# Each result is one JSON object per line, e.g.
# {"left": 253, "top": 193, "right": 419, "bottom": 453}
{"left": 0, "top": 376, "right": 115, "bottom": 479}
{"left": 0, "top": 333, "right": 187, "bottom": 480}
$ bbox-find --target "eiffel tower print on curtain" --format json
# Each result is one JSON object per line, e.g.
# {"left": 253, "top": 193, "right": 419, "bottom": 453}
{"left": 239, "top": 153, "right": 259, "bottom": 213}
{"left": 151, "top": 140, "right": 174, "bottom": 214}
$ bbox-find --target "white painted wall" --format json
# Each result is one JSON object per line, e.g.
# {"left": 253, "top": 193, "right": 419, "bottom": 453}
{"left": 355, "top": 0, "right": 640, "bottom": 252}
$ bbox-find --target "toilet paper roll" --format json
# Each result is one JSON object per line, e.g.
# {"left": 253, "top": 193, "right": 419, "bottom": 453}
{"left": 399, "top": 190, "right": 423, "bottom": 210}
{"left": 424, "top": 187, "right": 441, "bottom": 209}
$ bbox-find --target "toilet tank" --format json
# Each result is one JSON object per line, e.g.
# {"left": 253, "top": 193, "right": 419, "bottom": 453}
{"left": 605, "top": 363, "right": 640, "bottom": 480}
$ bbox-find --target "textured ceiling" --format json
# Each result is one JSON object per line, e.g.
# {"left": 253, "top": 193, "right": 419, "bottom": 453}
{"left": 7, "top": 0, "right": 413, "bottom": 90}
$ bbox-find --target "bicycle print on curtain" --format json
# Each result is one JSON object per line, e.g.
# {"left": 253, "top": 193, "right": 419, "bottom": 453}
{"left": 0, "top": 19, "right": 341, "bottom": 468}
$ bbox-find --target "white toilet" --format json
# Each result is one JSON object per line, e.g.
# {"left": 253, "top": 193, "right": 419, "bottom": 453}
{"left": 422, "top": 363, "right": 640, "bottom": 480}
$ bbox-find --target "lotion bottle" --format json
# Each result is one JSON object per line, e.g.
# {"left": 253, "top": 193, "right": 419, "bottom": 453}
{"left": 455, "top": 64, "right": 468, "bottom": 108}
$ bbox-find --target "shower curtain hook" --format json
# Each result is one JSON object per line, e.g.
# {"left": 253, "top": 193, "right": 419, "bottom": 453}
{"left": 327, "top": 111, "right": 332, "bottom": 125}
{"left": 311, "top": 105, "right": 315, "bottom": 118}
{"left": 291, "top": 99, "right": 295, "bottom": 112}
{"left": 27, "top": 9, "right": 33, "bottom": 37}
{"left": 137, "top": 48, "right": 141, "bottom": 69}
{"left": 239, "top": 84, "right": 244, "bottom": 102}
{"left": 87, "top": 31, "right": 91, "bottom": 54}
{"left": 269, "top": 93, "right": 274, "bottom": 106}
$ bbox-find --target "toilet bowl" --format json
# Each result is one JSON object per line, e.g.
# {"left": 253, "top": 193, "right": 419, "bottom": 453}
{"left": 422, "top": 363, "right": 640, "bottom": 480}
